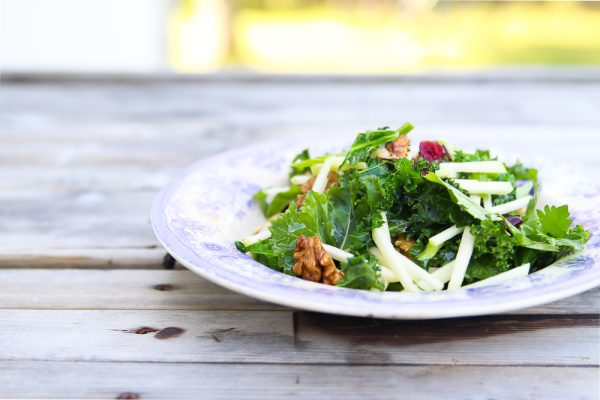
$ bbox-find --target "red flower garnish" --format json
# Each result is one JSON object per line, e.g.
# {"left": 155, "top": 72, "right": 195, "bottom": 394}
{"left": 419, "top": 141, "right": 450, "bottom": 162}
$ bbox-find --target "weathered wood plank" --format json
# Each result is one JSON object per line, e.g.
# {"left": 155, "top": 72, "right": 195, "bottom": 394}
{"left": 0, "top": 269, "right": 596, "bottom": 314}
{"left": 0, "top": 361, "right": 597, "bottom": 400}
{"left": 0, "top": 191, "right": 157, "bottom": 251}
{"left": 0, "top": 126, "right": 598, "bottom": 172}
{"left": 2, "top": 83, "right": 599, "bottom": 169}
{"left": 2, "top": 81, "right": 600, "bottom": 127}
{"left": 0, "top": 310, "right": 596, "bottom": 365}
{"left": 516, "top": 287, "right": 600, "bottom": 315}
{"left": 0, "top": 166, "right": 176, "bottom": 192}
{"left": 0, "top": 269, "right": 283, "bottom": 311}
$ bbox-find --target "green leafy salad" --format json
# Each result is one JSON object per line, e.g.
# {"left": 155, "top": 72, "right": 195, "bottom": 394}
{"left": 236, "top": 123, "right": 589, "bottom": 292}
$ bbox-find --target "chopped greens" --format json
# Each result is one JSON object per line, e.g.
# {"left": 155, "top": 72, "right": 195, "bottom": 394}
{"left": 253, "top": 186, "right": 303, "bottom": 218}
{"left": 236, "top": 123, "right": 589, "bottom": 292}
{"left": 337, "top": 255, "right": 386, "bottom": 291}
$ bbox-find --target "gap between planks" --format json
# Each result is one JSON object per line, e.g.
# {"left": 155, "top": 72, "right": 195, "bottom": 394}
{"left": 5, "top": 69, "right": 600, "bottom": 83}
{"left": 0, "top": 248, "right": 169, "bottom": 269}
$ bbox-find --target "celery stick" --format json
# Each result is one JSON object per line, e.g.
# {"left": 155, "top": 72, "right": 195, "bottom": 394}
{"left": 322, "top": 243, "right": 353, "bottom": 264}
{"left": 454, "top": 180, "right": 513, "bottom": 195}
{"left": 417, "top": 260, "right": 455, "bottom": 291}
{"left": 241, "top": 229, "right": 272, "bottom": 247}
{"left": 447, "top": 227, "right": 475, "bottom": 290}
{"left": 470, "top": 194, "right": 481, "bottom": 205}
{"left": 516, "top": 181, "right": 534, "bottom": 199}
{"left": 312, "top": 157, "right": 335, "bottom": 193}
{"left": 488, "top": 196, "right": 532, "bottom": 215}
{"left": 437, "top": 161, "right": 507, "bottom": 175}
{"left": 368, "top": 247, "right": 399, "bottom": 283}
{"left": 372, "top": 214, "right": 419, "bottom": 291}
{"left": 483, "top": 195, "right": 493, "bottom": 210}
{"left": 463, "top": 263, "right": 530, "bottom": 289}
{"left": 430, "top": 225, "right": 465, "bottom": 248}
{"left": 290, "top": 174, "right": 311, "bottom": 185}
{"left": 372, "top": 212, "right": 443, "bottom": 291}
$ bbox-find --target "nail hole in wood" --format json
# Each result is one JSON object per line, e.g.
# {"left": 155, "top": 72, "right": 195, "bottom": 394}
{"left": 131, "top": 327, "right": 159, "bottom": 335}
{"left": 116, "top": 392, "right": 140, "bottom": 399}
{"left": 153, "top": 284, "right": 174, "bottom": 291}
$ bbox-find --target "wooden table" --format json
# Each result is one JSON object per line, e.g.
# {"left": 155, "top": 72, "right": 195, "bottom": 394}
{"left": 1, "top": 72, "right": 599, "bottom": 399}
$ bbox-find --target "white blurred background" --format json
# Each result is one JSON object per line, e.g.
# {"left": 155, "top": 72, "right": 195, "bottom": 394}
{"left": 1, "top": 0, "right": 171, "bottom": 72}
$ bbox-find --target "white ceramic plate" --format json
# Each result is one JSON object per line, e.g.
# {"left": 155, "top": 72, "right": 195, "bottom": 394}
{"left": 151, "top": 138, "right": 600, "bottom": 319}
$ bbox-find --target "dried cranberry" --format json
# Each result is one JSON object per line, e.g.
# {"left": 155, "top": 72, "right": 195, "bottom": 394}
{"left": 507, "top": 215, "right": 523, "bottom": 228}
{"left": 419, "top": 141, "right": 449, "bottom": 162}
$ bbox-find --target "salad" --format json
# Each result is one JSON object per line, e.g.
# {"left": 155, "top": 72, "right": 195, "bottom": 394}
{"left": 236, "top": 123, "right": 589, "bottom": 292}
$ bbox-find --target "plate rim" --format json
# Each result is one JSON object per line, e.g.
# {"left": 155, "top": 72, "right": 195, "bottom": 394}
{"left": 151, "top": 140, "right": 600, "bottom": 319}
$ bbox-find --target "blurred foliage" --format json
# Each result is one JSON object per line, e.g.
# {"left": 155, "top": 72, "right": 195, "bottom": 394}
{"left": 169, "top": 0, "right": 600, "bottom": 73}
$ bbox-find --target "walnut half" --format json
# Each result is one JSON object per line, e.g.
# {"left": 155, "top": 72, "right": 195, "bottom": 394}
{"left": 293, "top": 235, "right": 343, "bottom": 285}
{"left": 375, "top": 135, "right": 410, "bottom": 160}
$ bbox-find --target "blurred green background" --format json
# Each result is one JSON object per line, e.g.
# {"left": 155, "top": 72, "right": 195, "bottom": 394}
{"left": 216, "top": 0, "right": 600, "bottom": 73}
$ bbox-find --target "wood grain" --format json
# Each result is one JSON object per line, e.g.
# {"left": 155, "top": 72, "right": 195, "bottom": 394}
{"left": 0, "top": 269, "right": 596, "bottom": 314}
{"left": 1, "top": 79, "right": 599, "bottom": 265}
{"left": 0, "top": 269, "right": 283, "bottom": 311}
{"left": 0, "top": 191, "right": 157, "bottom": 251}
{"left": 0, "top": 309, "right": 596, "bottom": 365}
{"left": 0, "top": 361, "right": 597, "bottom": 400}
{"left": 1, "top": 76, "right": 599, "bottom": 399}
{"left": 0, "top": 165, "right": 176, "bottom": 192}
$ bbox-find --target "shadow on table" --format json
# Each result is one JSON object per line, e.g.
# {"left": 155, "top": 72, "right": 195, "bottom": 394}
{"left": 292, "top": 311, "right": 598, "bottom": 360}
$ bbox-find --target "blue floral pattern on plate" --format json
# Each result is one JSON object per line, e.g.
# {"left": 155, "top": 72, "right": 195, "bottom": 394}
{"left": 151, "top": 139, "right": 600, "bottom": 319}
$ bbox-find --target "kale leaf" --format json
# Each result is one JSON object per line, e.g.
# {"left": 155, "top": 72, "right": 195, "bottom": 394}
{"left": 452, "top": 149, "right": 495, "bottom": 162}
{"left": 290, "top": 149, "right": 313, "bottom": 176}
{"left": 266, "top": 186, "right": 302, "bottom": 218}
{"left": 469, "top": 218, "right": 516, "bottom": 278}
{"left": 243, "top": 191, "right": 332, "bottom": 275}
{"left": 337, "top": 255, "right": 386, "bottom": 290}
{"left": 344, "top": 122, "right": 414, "bottom": 165}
